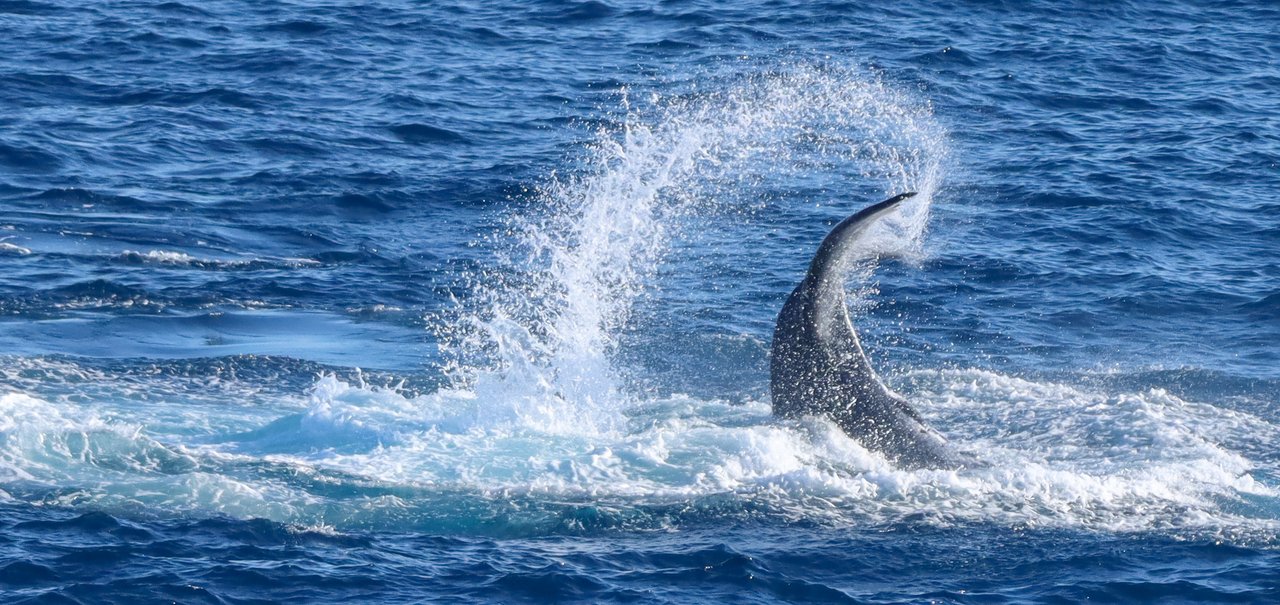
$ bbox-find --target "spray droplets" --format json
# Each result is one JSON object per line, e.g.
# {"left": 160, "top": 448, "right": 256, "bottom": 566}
{"left": 439, "top": 63, "right": 947, "bottom": 434}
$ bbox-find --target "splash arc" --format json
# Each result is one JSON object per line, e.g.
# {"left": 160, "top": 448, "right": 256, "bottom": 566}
{"left": 770, "top": 192, "right": 960, "bottom": 469}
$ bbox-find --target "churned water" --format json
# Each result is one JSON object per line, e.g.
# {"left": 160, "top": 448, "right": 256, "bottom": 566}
{"left": 1, "top": 1, "right": 1278, "bottom": 603}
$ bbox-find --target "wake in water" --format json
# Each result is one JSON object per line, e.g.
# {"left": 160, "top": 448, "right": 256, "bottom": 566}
{"left": 0, "top": 64, "right": 1276, "bottom": 544}
{"left": 4, "top": 362, "right": 1275, "bottom": 540}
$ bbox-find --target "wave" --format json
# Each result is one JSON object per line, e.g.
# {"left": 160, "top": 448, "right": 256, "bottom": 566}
{"left": 115, "top": 249, "right": 320, "bottom": 269}
{"left": 0, "top": 240, "right": 32, "bottom": 255}
{"left": 389, "top": 123, "right": 470, "bottom": 145}
{"left": 1, "top": 367, "right": 1275, "bottom": 543}
{"left": 1, "top": 62, "right": 1273, "bottom": 546}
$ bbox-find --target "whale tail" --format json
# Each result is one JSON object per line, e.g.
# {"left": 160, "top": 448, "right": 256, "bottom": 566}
{"left": 771, "top": 192, "right": 964, "bottom": 470}
{"left": 805, "top": 191, "right": 916, "bottom": 288}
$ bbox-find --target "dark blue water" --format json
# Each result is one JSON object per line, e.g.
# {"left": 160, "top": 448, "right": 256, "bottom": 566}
{"left": 2, "top": 1, "right": 1279, "bottom": 603}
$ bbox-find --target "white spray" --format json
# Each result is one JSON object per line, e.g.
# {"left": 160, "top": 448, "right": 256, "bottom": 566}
{"left": 439, "top": 64, "right": 946, "bottom": 434}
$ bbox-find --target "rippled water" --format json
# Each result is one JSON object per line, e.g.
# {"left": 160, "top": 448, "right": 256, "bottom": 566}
{"left": 2, "top": 1, "right": 1278, "bottom": 603}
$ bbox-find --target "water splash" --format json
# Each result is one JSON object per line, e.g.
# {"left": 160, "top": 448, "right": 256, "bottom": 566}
{"left": 5, "top": 62, "right": 1273, "bottom": 545}
{"left": 438, "top": 63, "right": 947, "bottom": 433}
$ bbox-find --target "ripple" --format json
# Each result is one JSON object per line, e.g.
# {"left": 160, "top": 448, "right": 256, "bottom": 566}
{"left": 389, "top": 123, "right": 469, "bottom": 145}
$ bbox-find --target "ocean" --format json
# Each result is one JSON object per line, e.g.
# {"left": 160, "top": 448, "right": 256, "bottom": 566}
{"left": 1, "top": 0, "right": 1278, "bottom": 602}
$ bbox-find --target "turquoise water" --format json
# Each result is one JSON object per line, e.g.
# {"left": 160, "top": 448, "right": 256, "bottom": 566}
{"left": 1, "top": 1, "right": 1278, "bottom": 602}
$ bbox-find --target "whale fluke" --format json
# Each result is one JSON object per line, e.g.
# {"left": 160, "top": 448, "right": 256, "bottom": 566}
{"left": 770, "top": 192, "right": 961, "bottom": 469}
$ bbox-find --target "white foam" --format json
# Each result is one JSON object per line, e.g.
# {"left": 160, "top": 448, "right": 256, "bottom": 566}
{"left": 122, "top": 249, "right": 199, "bottom": 264}
{"left": 0, "top": 392, "right": 197, "bottom": 483}
{"left": 1, "top": 362, "right": 1276, "bottom": 540}
{"left": 0, "top": 241, "right": 31, "bottom": 255}
{"left": 2, "top": 64, "right": 1274, "bottom": 543}
{"left": 196, "top": 369, "right": 1275, "bottom": 538}
{"left": 116, "top": 249, "right": 321, "bottom": 268}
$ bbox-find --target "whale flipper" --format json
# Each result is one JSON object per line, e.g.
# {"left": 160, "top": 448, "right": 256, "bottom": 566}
{"left": 770, "top": 192, "right": 960, "bottom": 469}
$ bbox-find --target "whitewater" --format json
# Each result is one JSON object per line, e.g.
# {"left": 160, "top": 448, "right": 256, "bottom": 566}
{"left": 2, "top": 1, "right": 1278, "bottom": 602}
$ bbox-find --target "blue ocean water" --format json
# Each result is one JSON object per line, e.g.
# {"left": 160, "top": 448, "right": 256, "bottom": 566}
{"left": 2, "top": 0, "right": 1278, "bottom": 602}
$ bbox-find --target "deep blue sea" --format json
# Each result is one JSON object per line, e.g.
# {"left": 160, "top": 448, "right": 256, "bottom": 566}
{"left": 2, "top": 1, "right": 1279, "bottom": 603}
